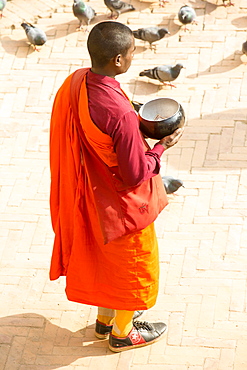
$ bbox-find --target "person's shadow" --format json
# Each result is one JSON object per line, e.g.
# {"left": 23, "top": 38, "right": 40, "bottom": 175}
{"left": 0, "top": 313, "right": 113, "bottom": 368}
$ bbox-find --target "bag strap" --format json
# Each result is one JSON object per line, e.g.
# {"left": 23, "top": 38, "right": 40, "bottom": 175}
{"left": 70, "top": 70, "right": 128, "bottom": 244}
{"left": 70, "top": 69, "right": 88, "bottom": 142}
{"left": 70, "top": 69, "right": 112, "bottom": 165}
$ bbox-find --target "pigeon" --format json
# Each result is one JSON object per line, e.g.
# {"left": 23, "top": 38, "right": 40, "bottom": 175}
{"left": 73, "top": 0, "right": 96, "bottom": 31}
{"left": 131, "top": 101, "right": 143, "bottom": 113}
{"left": 242, "top": 41, "right": 247, "bottom": 56}
{"left": 139, "top": 63, "right": 184, "bottom": 88}
{"left": 178, "top": 5, "right": 197, "bottom": 31}
{"left": 133, "top": 27, "right": 170, "bottom": 50}
{"left": 0, "top": 0, "right": 6, "bottom": 18}
{"left": 222, "top": 0, "right": 234, "bottom": 6}
{"left": 104, "top": 0, "right": 135, "bottom": 19}
{"left": 162, "top": 176, "right": 184, "bottom": 194}
{"left": 21, "top": 22, "right": 47, "bottom": 51}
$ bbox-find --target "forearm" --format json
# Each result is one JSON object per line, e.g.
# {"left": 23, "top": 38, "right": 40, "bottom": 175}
{"left": 116, "top": 140, "right": 165, "bottom": 187}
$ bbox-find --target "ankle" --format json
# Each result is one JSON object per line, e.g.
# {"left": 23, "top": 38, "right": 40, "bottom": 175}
{"left": 112, "top": 322, "right": 133, "bottom": 338}
{"left": 97, "top": 315, "right": 114, "bottom": 326}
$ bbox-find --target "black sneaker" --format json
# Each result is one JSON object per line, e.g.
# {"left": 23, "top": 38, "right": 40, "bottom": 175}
{"left": 95, "top": 311, "right": 144, "bottom": 339}
{"left": 109, "top": 321, "right": 167, "bottom": 352}
{"left": 95, "top": 320, "right": 113, "bottom": 339}
{"left": 133, "top": 310, "right": 144, "bottom": 320}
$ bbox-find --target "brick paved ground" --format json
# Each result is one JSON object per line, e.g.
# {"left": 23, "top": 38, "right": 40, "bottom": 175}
{"left": 0, "top": 0, "right": 247, "bottom": 369}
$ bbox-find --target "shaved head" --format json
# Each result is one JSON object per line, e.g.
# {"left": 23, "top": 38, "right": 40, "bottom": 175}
{"left": 87, "top": 21, "right": 133, "bottom": 68}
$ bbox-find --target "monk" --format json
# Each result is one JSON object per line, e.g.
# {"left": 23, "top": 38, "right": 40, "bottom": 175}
{"left": 49, "top": 21, "right": 183, "bottom": 352}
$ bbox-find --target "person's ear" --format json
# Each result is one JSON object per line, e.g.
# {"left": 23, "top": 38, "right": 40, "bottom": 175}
{"left": 114, "top": 54, "right": 122, "bottom": 67}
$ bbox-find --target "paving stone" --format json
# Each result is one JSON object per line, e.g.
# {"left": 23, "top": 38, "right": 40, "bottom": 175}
{"left": 0, "top": 0, "right": 247, "bottom": 369}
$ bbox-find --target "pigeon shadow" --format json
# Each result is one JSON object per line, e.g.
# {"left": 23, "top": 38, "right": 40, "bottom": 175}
{"left": 133, "top": 44, "right": 148, "bottom": 55}
{"left": 187, "top": 52, "right": 242, "bottom": 78}
{"left": 0, "top": 36, "right": 35, "bottom": 57}
{"left": 193, "top": 0, "right": 226, "bottom": 10}
{"left": 130, "top": 0, "right": 156, "bottom": 13}
{"left": 133, "top": 41, "right": 171, "bottom": 54}
{"left": 45, "top": 14, "right": 108, "bottom": 39}
{"left": 0, "top": 313, "right": 113, "bottom": 369}
{"left": 128, "top": 78, "right": 167, "bottom": 98}
{"left": 157, "top": 16, "right": 180, "bottom": 37}
{"left": 200, "top": 0, "right": 218, "bottom": 15}
{"left": 199, "top": 108, "right": 247, "bottom": 121}
{"left": 231, "top": 16, "right": 247, "bottom": 29}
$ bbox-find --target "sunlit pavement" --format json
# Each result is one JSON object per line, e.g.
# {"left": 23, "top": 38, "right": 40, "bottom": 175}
{"left": 0, "top": 0, "right": 247, "bottom": 369}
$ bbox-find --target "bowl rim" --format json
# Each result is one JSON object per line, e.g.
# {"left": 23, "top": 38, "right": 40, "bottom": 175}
{"left": 138, "top": 97, "right": 181, "bottom": 122}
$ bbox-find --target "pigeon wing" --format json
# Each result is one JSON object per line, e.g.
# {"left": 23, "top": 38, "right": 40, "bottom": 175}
{"left": 106, "top": 0, "right": 123, "bottom": 10}
{"left": 156, "top": 65, "right": 173, "bottom": 82}
{"left": 110, "top": 0, "right": 134, "bottom": 11}
{"left": 142, "top": 27, "right": 161, "bottom": 44}
{"left": 85, "top": 5, "right": 96, "bottom": 21}
{"left": 29, "top": 27, "right": 47, "bottom": 46}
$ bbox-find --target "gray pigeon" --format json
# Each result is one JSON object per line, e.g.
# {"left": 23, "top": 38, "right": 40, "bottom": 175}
{"left": 139, "top": 63, "right": 184, "bottom": 87}
{"left": 162, "top": 176, "right": 184, "bottom": 194}
{"left": 178, "top": 5, "right": 197, "bottom": 31}
{"left": 104, "top": 0, "right": 135, "bottom": 19}
{"left": 21, "top": 22, "right": 47, "bottom": 51}
{"left": 0, "top": 0, "right": 6, "bottom": 17}
{"left": 242, "top": 41, "right": 247, "bottom": 56}
{"left": 133, "top": 27, "right": 170, "bottom": 50}
{"left": 73, "top": 0, "right": 96, "bottom": 30}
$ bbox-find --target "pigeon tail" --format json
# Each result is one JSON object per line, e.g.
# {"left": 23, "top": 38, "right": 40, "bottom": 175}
{"left": 139, "top": 69, "right": 154, "bottom": 79}
{"left": 121, "top": 4, "right": 135, "bottom": 13}
{"left": 133, "top": 30, "right": 143, "bottom": 40}
{"left": 139, "top": 67, "right": 159, "bottom": 80}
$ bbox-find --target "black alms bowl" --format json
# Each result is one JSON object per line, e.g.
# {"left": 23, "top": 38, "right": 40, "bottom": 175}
{"left": 138, "top": 97, "right": 185, "bottom": 139}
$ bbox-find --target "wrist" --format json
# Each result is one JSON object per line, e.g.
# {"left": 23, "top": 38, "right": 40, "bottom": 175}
{"left": 157, "top": 141, "right": 169, "bottom": 150}
{"left": 154, "top": 143, "right": 166, "bottom": 154}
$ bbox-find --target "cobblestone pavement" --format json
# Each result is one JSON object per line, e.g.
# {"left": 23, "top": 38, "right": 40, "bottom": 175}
{"left": 0, "top": 0, "right": 247, "bottom": 369}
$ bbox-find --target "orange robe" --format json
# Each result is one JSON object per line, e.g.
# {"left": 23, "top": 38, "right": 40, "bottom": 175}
{"left": 49, "top": 68, "right": 168, "bottom": 310}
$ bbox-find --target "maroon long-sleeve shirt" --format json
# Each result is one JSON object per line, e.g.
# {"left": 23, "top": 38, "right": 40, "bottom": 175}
{"left": 86, "top": 70, "right": 164, "bottom": 187}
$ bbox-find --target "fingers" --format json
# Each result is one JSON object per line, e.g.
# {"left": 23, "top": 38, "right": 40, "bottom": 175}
{"left": 158, "top": 127, "right": 184, "bottom": 149}
{"left": 170, "top": 127, "right": 184, "bottom": 138}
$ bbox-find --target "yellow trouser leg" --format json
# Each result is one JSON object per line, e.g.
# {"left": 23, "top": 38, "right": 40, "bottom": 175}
{"left": 112, "top": 310, "right": 134, "bottom": 338}
{"left": 97, "top": 307, "right": 115, "bottom": 325}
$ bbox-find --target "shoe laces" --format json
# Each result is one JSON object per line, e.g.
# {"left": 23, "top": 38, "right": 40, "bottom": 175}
{"left": 133, "top": 321, "right": 153, "bottom": 331}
